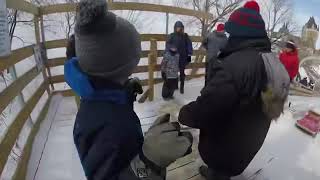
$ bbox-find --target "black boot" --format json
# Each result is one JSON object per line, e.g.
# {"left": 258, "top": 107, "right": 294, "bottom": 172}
{"left": 199, "top": 166, "right": 231, "bottom": 180}
{"left": 180, "top": 81, "right": 185, "bottom": 94}
{"left": 199, "top": 165, "right": 209, "bottom": 178}
{"left": 180, "top": 87, "right": 184, "bottom": 94}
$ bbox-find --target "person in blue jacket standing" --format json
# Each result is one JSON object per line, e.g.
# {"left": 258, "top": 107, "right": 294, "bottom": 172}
{"left": 166, "top": 21, "right": 193, "bottom": 94}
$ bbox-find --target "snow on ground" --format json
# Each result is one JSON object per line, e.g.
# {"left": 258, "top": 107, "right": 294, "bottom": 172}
{"left": 24, "top": 78, "right": 320, "bottom": 180}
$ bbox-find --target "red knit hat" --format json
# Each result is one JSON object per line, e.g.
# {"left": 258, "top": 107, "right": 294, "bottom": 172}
{"left": 216, "top": 23, "right": 225, "bottom": 32}
{"left": 244, "top": 1, "right": 260, "bottom": 12}
{"left": 225, "top": 1, "right": 266, "bottom": 37}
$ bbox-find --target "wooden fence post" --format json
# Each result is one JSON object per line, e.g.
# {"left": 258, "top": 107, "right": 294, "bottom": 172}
{"left": 34, "top": 16, "right": 51, "bottom": 94}
{"left": 148, "top": 54, "right": 154, "bottom": 101}
{"left": 148, "top": 39, "right": 157, "bottom": 101}
{"left": 190, "top": 47, "right": 205, "bottom": 77}
{"left": 39, "top": 16, "right": 55, "bottom": 91}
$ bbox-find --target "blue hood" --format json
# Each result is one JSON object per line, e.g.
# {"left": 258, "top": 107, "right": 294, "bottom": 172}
{"left": 64, "top": 58, "right": 128, "bottom": 104}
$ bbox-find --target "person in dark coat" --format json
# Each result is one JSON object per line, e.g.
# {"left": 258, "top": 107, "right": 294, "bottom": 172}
{"left": 178, "top": 1, "right": 272, "bottom": 180}
{"left": 166, "top": 21, "right": 193, "bottom": 94}
{"left": 202, "top": 23, "right": 228, "bottom": 85}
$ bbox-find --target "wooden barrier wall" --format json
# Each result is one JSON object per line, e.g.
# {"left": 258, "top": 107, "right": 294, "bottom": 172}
{"left": 45, "top": 34, "right": 207, "bottom": 101}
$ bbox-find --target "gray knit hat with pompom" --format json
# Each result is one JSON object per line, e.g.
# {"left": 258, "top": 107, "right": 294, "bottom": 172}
{"left": 75, "top": 0, "right": 141, "bottom": 85}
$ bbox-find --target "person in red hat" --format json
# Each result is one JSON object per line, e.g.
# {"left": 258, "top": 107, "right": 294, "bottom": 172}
{"left": 202, "top": 23, "right": 228, "bottom": 85}
{"left": 279, "top": 40, "right": 300, "bottom": 82}
{"left": 179, "top": 1, "right": 274, "bottom": 179}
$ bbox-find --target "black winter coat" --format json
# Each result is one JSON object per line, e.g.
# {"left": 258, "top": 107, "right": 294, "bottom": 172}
{"left": 179, "top": 37, "right": 272, "bottom": 176}
{"left": 73, "top": 80, "right": 144, "bottom": 180}
{"left": 166, "top": 22, "right": 193, "bottom": 68}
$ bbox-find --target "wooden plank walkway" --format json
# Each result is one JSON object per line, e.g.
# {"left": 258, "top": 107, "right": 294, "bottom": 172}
{"left": 26, "top": 79, "right": 320, "bottom": 180}
{"left": 27, "top": 96, "right": 205, "bottom": 180}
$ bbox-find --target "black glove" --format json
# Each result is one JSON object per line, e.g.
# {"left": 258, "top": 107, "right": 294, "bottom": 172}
{"left": 125, "top": 77, "right": 143, "bottom": 102}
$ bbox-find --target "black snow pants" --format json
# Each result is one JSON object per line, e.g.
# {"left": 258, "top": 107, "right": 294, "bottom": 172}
{"left": 161, "top": 72, "right": 178, "bottom": 99}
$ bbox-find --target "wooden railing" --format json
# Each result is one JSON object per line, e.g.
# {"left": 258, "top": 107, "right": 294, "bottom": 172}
{"left": 0, "top": 12, "right": 50, "bottom": 180}
{"left": 45, "top": 34, "right": 206, "bottom": 102}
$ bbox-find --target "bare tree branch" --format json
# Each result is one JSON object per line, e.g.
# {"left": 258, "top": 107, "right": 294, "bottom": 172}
{"left": 259, "top": 0, "right": 295, "bottom": 43}
{"left": 174, "top": 0, "right": 243, "bottom": 37}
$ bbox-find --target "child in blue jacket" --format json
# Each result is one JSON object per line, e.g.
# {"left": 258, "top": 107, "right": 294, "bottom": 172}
{"left": 65, "top": 0, "right": 143, "bottom": 179}
{"left": 65, "top": 1, "right": 194, "bottom": 180}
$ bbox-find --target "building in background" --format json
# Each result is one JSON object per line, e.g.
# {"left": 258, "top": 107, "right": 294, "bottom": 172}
{"left": 274, "top": 17, "right": 320, "bottom": 91}
{"left": 275, "top": 17, "right": 319, "bottom": 59}
{"left": 301, "top": 17, "right": 319, "bottom": 50}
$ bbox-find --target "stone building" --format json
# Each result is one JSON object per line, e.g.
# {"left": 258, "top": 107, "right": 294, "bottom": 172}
{"left": 276, "top": 17, "right": 319, "bottom": 59}
{"left": 301, "top": 17, "right": 319, "bottom": 50}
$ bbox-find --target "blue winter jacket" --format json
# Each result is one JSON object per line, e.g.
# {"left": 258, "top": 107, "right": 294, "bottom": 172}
{"left": 64, "top": 58, "right": 144, "bottom": 180}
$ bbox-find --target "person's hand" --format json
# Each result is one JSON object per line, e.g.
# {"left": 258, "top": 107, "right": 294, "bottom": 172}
{"left": 125, "top": 77, "right": 143, "bottom": 102}
{"left": 129, "top": 114, "right": 193, "bottom": 179}
{"left": 142, "top": 114, "right": 193, "bottom": 169}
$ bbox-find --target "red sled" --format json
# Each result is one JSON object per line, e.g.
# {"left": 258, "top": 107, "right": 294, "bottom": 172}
{"left": 296, "top": 111, "right": 320, "bottom": 137}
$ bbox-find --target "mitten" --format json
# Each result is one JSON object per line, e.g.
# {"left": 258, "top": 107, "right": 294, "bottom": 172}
{"left": 130, "top": 114, "right": 193, "bottom": 179}
{"left": 142, "top": 115, "right": 193, "bottom": 168}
